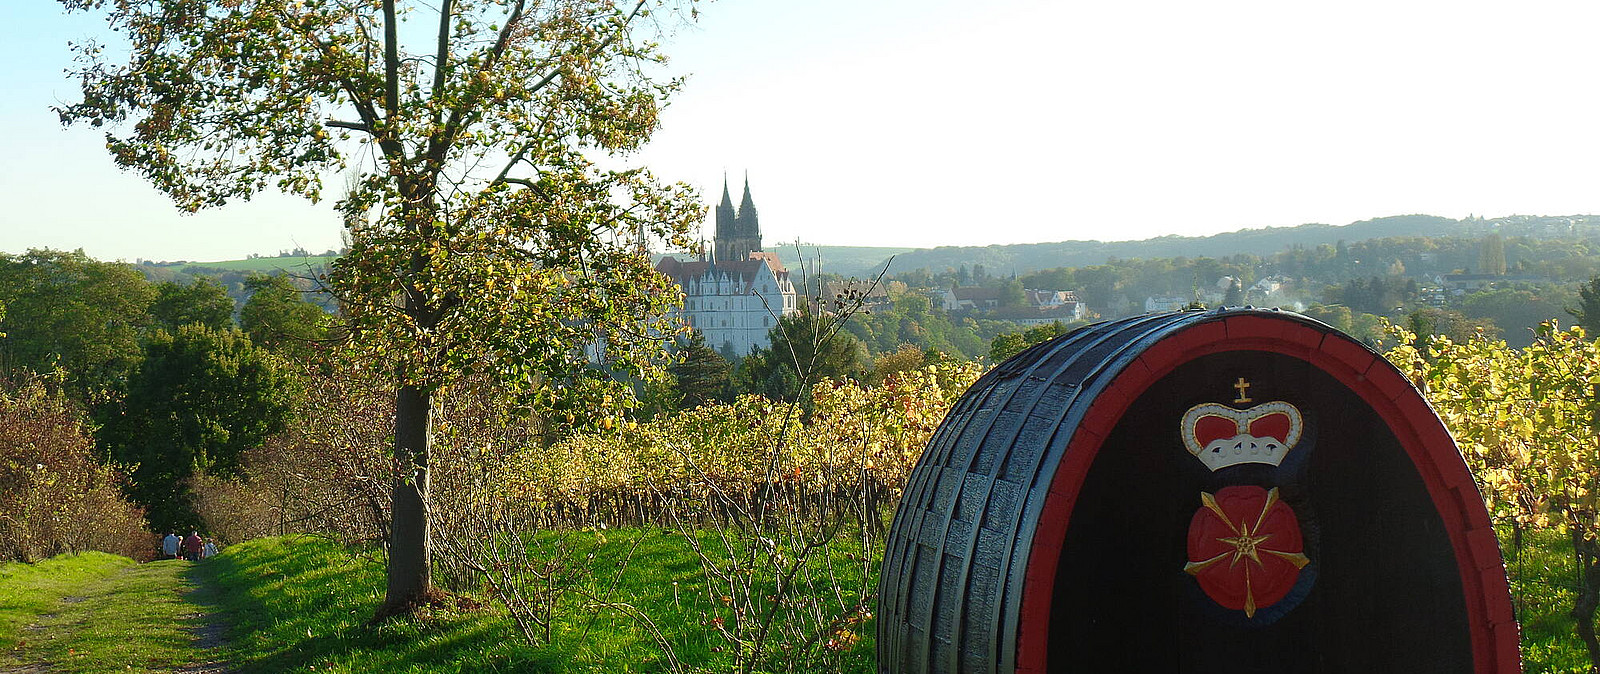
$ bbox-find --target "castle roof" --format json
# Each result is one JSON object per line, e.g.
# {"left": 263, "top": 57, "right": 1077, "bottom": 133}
{"left": 656, "top": 252, "right": 789, "bottom": 287}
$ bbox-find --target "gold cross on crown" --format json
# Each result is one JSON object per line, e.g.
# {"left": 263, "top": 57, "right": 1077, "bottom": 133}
{"left": 1233, "top": 377, "right": 1253, "bottom": 404}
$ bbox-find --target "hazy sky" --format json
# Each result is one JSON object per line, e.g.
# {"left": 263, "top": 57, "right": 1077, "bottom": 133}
{"left": 7, "top": 0, "right": 1600, "bottom": 262}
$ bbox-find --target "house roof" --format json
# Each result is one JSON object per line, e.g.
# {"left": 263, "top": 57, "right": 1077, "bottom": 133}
{"left": 950, "top": 286, "right": 1002, "bottom": 301}
{"left": 821, "top": 279, "right": 890, "bottom": 301}
{"left": 1024, "top": 289, "right": 1080, "bottom": 304}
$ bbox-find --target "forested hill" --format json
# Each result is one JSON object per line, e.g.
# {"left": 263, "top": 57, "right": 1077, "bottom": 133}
{"left": 868, "top": 214, "right": 1600, "bottom": 277}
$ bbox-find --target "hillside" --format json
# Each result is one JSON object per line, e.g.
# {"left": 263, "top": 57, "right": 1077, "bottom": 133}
{"left": 768, "top": 245, "right": 912, "bottom": 278}
{"left": 169, "top": 248, "right": 911, "bottom": 279}
{"left": 867, "top": 214, "right": 1600, "bottom": 277}
{"left": 654, "top": 245, "right": 914, "bottom": 278}
{"left": 136, "top": 214, "right": 1600, "bottom": 282}
{"left": 180, "top": 256, "right": 335, "bottom": 274}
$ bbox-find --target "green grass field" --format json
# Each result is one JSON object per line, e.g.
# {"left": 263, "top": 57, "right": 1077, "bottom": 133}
{"left": 195, "top": 530, "right": 875, "bottom": 673}
{"left": 0, "top": 554, "right": 224, "bottom": 673}
{"left": 0, "top": 551, "right": 132, "bottom": 651}
{"left": 180, "top": 256, "right": 337, "bottom": 274}
{"left": 2, "top": 526, "right": 1591, "bottom": 672}
{"left": 1509, "top": 528, "right": 1591, "bottom": 673}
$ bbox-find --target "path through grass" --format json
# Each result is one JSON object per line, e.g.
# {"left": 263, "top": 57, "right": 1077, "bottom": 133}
{"left": 0, "top": 556, "right": 225, "bottom": 673}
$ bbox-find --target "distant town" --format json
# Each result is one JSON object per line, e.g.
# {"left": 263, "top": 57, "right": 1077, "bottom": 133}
{"left": 129, "top": 203, "right": 1600, "bottom": 361}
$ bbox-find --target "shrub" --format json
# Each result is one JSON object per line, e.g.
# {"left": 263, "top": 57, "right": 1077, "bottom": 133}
{"left": 0, "top": 374, "right": 149, "bottom": 562}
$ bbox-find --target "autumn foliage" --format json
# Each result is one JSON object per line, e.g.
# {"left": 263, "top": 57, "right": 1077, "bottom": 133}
{"left": 1388, "top": 321, "right": 1600, "bottom": 670}
{"left": 0, "top": 375, "right": 149, "bottom": 563}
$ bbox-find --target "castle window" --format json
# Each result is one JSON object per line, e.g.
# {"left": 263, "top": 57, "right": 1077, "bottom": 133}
{"left": 763, "top": 316, "right": 770, "bottom": 327}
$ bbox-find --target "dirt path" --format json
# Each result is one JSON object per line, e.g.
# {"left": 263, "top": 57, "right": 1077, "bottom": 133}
{"left": 0, "top": 561, "right": 231, "bottom": 674}
{"left": 176, "top": 565, "right": 232, "bottom": 674}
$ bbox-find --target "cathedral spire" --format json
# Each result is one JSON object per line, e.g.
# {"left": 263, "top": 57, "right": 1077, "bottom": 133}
{"left": 714, "top": 171, "right": 737, "bottom": 258}
{"left": 713, "top": 169, "right": 761, "bottom": 265}
{"left": 737, "top": 172, "right": 759, "bottom": 239}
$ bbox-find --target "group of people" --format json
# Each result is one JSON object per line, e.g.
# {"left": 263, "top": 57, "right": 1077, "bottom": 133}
{"left": 161, "top": 531, "right": 218, "bottom": 561}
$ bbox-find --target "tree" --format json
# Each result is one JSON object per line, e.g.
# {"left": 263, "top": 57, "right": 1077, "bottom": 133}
{"left": 869, "top": 343, "right": 927, "bottom": 384}
{"left": 150, "top": 277, "right": 234, "bottom": 332}
{"left": 1461, "top": 287, "right": 1571, "bottom": 348}
{"left": 240, "top": 274, "right": 330, "bottom": 357}
{"left": 1222, "top": 278, "right": 1243, "bottom": 306}
{"left": 997, "top": 278, "right": 1026, "bottom": 308}
{"left": 102, "top": 325, "right": 294, "bottom": 532}
{"left": 989, "top": 321, "right": 1073, "bottom": 363}
{"left": 737, "top": 309, "right": 867, "bottom": 403}
{"left": 668, "top": 331, "right": 732, "bottom": 410}
{"left": 1406, "top": 307, "right": 1498, "bottom": 348}
{"left": 1568, "top": 276, "right": 1600, "bottom": 336}
{"left": 0, "top": 249, "right": 155, "bottom": 393}
{"left": 1479, "top": 233, "right": 1508, "bottom": 276}
{"left": 0, "top": 374, "right": 149, "bottom": 563}
{"left": 59, "top": 0, "right": 701, "bottom": 615}
{"left": 988, "top": 331, "right": 1027, "bottom": 363}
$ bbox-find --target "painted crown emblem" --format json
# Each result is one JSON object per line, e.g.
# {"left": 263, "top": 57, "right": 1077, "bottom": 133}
{"left": 1181, "top": 400, "right": 1303, "bottom": 471}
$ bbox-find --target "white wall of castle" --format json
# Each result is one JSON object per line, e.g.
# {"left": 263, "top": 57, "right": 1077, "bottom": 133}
{"left": 676, "top": 263, "right": 797, "bottom": 357}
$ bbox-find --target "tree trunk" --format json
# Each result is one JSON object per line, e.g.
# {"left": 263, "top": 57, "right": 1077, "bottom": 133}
{"left": 380, "top": 382, "right": 435, "bottom": 616}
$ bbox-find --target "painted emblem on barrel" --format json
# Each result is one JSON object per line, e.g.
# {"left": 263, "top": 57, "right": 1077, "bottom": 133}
{"left": 1181, "top": 379, "right": 1311, "bottom": 619}
{"left": 1184, "top": 486, "right": 1309, "bottom": 618}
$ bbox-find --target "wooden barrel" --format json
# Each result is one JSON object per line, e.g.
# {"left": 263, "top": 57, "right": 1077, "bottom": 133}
{"left": 877, "top": 308, "right": 1518, "bottom": 673}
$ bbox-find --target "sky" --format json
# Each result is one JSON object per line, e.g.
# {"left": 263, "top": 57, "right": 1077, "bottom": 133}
{"left": 7, "top": 0, "right": 1600, "bottom": 262}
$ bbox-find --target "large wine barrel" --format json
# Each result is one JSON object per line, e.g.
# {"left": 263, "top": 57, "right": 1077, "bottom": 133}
{"left": 877, "top": 308, "right": 1518, "bottom": 673}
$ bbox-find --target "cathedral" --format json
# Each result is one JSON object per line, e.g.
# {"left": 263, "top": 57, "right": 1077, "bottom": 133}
{"left": 655, "top": 174, "right": 799, "bottom": 357}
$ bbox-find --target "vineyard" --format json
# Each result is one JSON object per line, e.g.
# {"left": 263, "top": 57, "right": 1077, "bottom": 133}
{"left": 9, "top": 319, "right": 1600, "bottom": 670}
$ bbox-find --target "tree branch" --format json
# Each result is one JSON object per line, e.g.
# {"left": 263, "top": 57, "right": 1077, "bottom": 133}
{"left": 425, "top": 0, "right": 455, "bottom": 169}
{"left": 520, "top": 0, "right": 649, "bottom": 100}
{"left": 434, "top": 0, "right": 525, "bottom": 169}
{"left": 461, "top": 0, "right": 649, "bottom": 184}
{"left": 380, "top": 0, "right": 405, "bottom": 164}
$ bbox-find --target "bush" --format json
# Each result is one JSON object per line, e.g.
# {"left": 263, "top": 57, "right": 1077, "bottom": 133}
{"left": 0, "top": 375, "right": 149, "bottom": 563}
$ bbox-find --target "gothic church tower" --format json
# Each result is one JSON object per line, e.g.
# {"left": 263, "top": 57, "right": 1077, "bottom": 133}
{"left": 713, "top": 173, "right": 762, "bottom": 264}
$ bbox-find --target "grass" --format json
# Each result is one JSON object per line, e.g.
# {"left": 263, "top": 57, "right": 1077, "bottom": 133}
{"left": 196, "top": 529, "right": 876, "bottom": 673}
{"left": 0, "top": 555, "right": 218, "bottom": 673}
{"left": 179, "top": 256, "right": 337, "bottom": 274}
{"left": 0, "top": 527, "right": 1594, "bottom": 672}
{"left": 1508, "top": 527, "right": 1592, "bottom": 673}
{"left": 0, "top": 551, "right": 132, "bottom": 651}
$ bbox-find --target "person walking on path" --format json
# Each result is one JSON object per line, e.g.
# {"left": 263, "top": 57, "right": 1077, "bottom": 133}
{"left": 182, "top": 531, "right": 203, "bottom": 562}
{"left": 202, "top": 538, "right": 217, "bottom": 559}
{"left": 163, "top": 532, "right": 180, "bottom": 560}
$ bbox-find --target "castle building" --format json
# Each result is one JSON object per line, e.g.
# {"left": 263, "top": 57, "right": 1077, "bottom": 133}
{"left": 655, "top": 174, "right": 798, "bottom": 357}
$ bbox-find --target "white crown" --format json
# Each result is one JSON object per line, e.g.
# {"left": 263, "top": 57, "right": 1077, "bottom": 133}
{"left": 1181, "top": 401, "right": 1302, "bottom": 471}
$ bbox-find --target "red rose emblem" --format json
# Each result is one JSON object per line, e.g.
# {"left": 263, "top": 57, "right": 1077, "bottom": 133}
{"left": 1184, "top": 485, "right": 1309, "bottom": 618}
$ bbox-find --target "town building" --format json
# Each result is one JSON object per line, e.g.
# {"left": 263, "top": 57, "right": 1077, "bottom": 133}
{"left": 941, "top": 286, "right": 1002, "bottom": 312}
{"left": 655, "top": 175, "right": 798, "bottom": 357}
{"left": 818, "top": 279, "right": 892, "bottom": 313}
{"left": 1145, "top": 295, "right": 1192, "bottom": 313}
